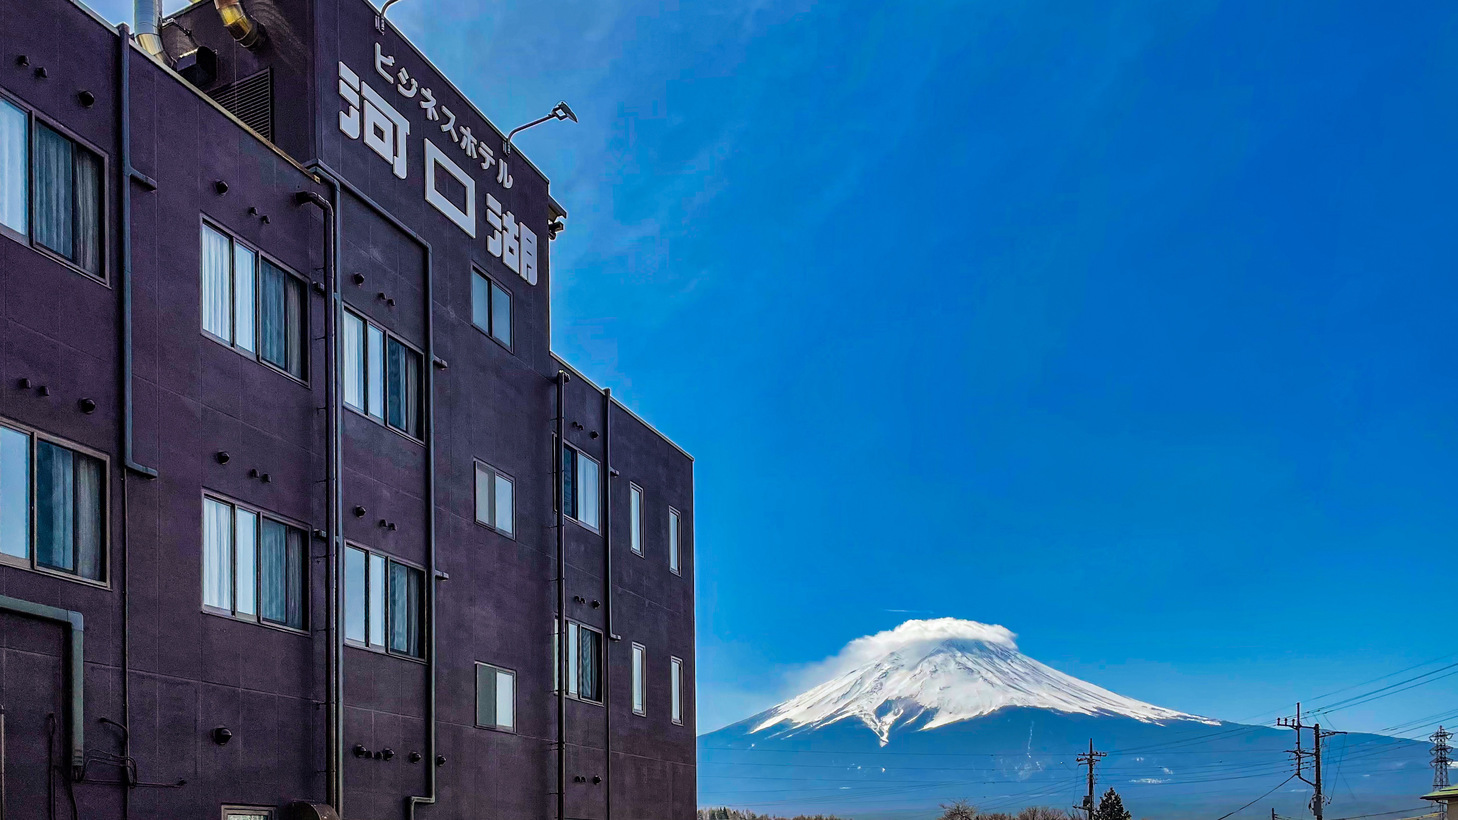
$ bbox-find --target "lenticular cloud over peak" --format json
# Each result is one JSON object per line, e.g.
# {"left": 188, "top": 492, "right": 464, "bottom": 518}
{"left": 817, "top": 617, "right": 1019, "bottom": 673}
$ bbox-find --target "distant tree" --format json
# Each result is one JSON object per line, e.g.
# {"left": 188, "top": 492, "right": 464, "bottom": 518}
{"left": 1016, "top": 807, "right": 1074, "bottom": 820}
{"left": 939, "top": 799, "right": 980, "bottom": 820}
{"left": 976, "top": 813, "right": 1015, "bottom": 820}
{"left": 1092, "top": 789, "right": 1131, "bottom": 820}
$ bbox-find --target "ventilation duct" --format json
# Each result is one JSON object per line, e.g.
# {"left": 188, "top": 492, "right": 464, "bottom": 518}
{"left": 133, "top": 0, "right": 165, "bottom": 57}
{"left": 215, "top": 0, "right": 266, "bottom": 48}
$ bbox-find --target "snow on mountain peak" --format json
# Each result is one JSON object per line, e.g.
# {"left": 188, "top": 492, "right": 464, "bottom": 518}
{"left": 752, "top": 618, "right": 1215, "bottom": 746}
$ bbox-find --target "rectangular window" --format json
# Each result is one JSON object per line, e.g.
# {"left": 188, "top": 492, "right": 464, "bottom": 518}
{"left": 344, "top": 309, "right": 424, "bottom": 439}
{"left": 0, "top": 100, "right": 104, "bottom": 278}
{"left": 223, "top": 808, "right": 276, "bottom": 820}
{"left": 669, "top": 507, "right": 681, "bottom": 575}
{"left": 346, "top": 545, "right": 424, "bottom": 658}
{"left": 475, "top": 662, "right": 516, "bottom": 731}
{"left": 671, "top": 656, "right": 684, "bottom": 725}
{"left": 561, "top": 444, "right": 600, "bottom": 530}
{"left": 474, "top": 461, "right": 515, "bottom": 537}
{"left": 471, "top": 269, "right": 513, "bottom": 348}
{"left": 201, "top": 223, "right": 306, "bottom": 380}
{"left": 560, "top": 621, "right": 603, "bottom": 703}
{"left": 0, "top": 424, "right": 107, "bottom": 582}
{"left": 632, "top": 643, "right": 646, "bottom": 716}
{"left": 202, "top": 496, "right": 306, "bottom": 629}
{"left": 32, "top": 122, "right": 102, "bottom": 276}
{"left": 629, "top": 484, "right": 644, "bottom": 556}
{"left": 0, "top": 99, "right": 29, "bottom": 235}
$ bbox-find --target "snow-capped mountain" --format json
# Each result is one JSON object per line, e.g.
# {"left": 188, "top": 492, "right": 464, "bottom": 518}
{"left": 751, "top": 619, "right": 1214, "bottom": 745}
{"left": 699, "top": 619, "right": 1430, "bottom": 820}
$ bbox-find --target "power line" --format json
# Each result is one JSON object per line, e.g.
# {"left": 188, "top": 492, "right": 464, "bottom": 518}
{"left": 1209, "top": 773, "right": 1295, "bottom": 820}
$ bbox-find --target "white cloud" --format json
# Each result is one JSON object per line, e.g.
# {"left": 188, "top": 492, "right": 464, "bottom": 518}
{"left": 791, "top": 617, "right": 1017, "bottom": 689}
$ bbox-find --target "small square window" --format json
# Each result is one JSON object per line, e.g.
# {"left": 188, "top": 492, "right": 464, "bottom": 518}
{"left": 476, "top": 662, "right": 516, "bottom": 732}
{"left": 474, "top": 461, "right": 515, "bottom": 537}
{"left": 471, "top": 268, "right": 512, "bottom": 349}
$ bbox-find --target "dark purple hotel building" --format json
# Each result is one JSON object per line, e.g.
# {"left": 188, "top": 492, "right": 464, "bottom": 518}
{"left": 0, "top": 0, "right": 696, "bottom": 817}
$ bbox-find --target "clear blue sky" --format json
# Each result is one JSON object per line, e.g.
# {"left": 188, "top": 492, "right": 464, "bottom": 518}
{"left": 113, "top": 0, "right": 1458, "bottom": 736}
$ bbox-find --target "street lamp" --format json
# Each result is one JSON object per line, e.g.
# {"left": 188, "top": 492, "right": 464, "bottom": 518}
{"left": 504, "top": 102, "right": 578, "bottom": 156}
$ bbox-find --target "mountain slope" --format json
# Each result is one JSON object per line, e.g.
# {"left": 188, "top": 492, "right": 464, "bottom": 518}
{"left": 699, "top": 620, "right": 1431, "bottom": 820}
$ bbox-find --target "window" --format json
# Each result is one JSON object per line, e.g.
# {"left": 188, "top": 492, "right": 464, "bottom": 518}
{"left": 669, "top": 507, "right": 682, "bottom": 575}
{"left": 475, "top": 662, "right": 516, "bottom": 731}
{"left": 561, "top": 444, "right": 600, "bottom": 530}
{"left": 202, "top": 496, "right": 306, "bottom": 629}
{"left": 223, "top": 808, "right": 276, "bottom": 820}
{"left": 0, "top": 99, "right": 104, "bottom": 278}
{"left": 0, "top": 421, "right": 105, "bottom": 583}
{"left": 474, "top": 461, "right": 515, "bottom": 537}
{"left": 345, "top": 545, "right": 424, "bottom": 658}
{"left": 471, "top": 268, "right": 512, "bottom": 348}
{"left": 201, "top": 223, "right": 306, "bottom": 379}
{"left": 342, "top": 309, "right": 423, "bottom": 439}
{"left": 631, "top": 643, "right": 646, "bottom": 716}
{"left": 629, "top": 484, "right": 644, "bottom": 556}
{"left": 671, "top": 656, "right": 684, "bottom": 725}
{"left": 555, "top": 620, "right": 603, "bottom": 703}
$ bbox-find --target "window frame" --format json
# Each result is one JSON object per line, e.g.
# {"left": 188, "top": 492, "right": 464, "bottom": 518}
{"left": 561, "top": 443, "right": 601, "bottom": 533}
{"left": 199, "top": 492, "right": 310, "bottom": 634}
{"left": 631, "top": 642, "right": 647, "bottom": 716}
{"left": 0, "top": 417, "right": 110, "bottom": 588}
{"left": 199, "top": 217, "right": 310, "bottom": 385}
{"left": 0, "top": 90, "right": 109, "bottom": 285}
{"left": 473, "top": 459, "right": 516, "bottom": 539}
{"left": 474, "top": 661, "right": 518, "bottom": 733}
{"left": 555, "top": 619, "right": 605, "bottom": 705}
{"left": 471, "top": 266, "right": 514, "bottom": 351}
{"left": 629, "top": 483, "right": 645, "bottom": 557}
{"left": 343, "top": 542, "right": 428, "bottom": 662}
{"left": 221, "top": 806, "right": 277, "bottom": 820}
{"left": 670, "top": 656, "right": 685, "bottom": 726}
{"left": 341, "top": 306, "right": 426, "bottom": 443}
{"left": 668, "top": 506, "right": 682, "bottom": 576}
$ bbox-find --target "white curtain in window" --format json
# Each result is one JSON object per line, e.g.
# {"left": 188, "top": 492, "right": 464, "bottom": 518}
{"left": 632, "top": 645, "right": 645, "bottom": 713}
{"left": 73, "top": 453, "right": 103, "bottom": 581}
{"left": 0, "top": 100, "right": 27, "bottom": 235}
{"left": 495, "top": 669, "right": 514, "bottom": 729}
{"left": 630, "top": 487, "right": 643, "bottom": 555}
{"left": 203, "top": 499, "right": 233, "bottom": 610}
{"left": 344, "top": 546, "right": 366, "bottom": 642}
{"left": 233, "top": 245, "right": 256, "bottom": 353}
{"left": 33, "top": 125, "right": 73, "bottom": 260}
{"left": 368, "top": 553, "right": 386, "bottom": 647}
{"left": 73, "top": 148, "right": 101, "bottom": 275}
{"left": 35, "top": 442, "right": 74, "bottom": 572}
{"left": 669, "top": 509, "right": 681, "bottom": 573}
{"left": 671, "top": 659, "right": 683, "bottom": 723}
{"left": 235, "top": 510, "right": 257, "bottom": 616}
{"left": 201, "top": 226, "right": 232, "bottom": 340}
{"left": 366, "top": 324, "right": 385, "bottom": 419}
{"left": 578, "top": 455, "right": 600, "bottom": 528}
{"left": 343, "top": 312, "right": 365, "bottom": 410}
{"left": 0, "top": 425, "right": 29, "bottom": 560}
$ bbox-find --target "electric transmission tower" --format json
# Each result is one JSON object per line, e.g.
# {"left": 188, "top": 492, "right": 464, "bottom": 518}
{"left": 1277, "top": 703, "right": 1346, "bottom": 820}
{"left": 1076, "top": 739, "right": 1107, "bottom": 819}
{"left": 1432, "top": 726, "right": 1452, "bottom": 820}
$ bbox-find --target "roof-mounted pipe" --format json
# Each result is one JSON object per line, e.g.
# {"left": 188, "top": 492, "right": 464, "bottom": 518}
{"left": 215, "top": 0, "right": 265, "bottom": 48}
{"left": 133, "top": 0, "right": 166, "bottom": 58}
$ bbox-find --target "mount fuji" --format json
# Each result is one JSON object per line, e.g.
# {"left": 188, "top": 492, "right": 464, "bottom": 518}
{"left": 699, "top": 620, "right": 1432, "bottom": 820}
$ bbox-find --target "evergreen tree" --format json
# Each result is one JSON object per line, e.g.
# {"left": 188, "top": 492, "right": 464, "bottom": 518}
{"left": 1092, "top": 788, "right": 1131, "bottom": 820}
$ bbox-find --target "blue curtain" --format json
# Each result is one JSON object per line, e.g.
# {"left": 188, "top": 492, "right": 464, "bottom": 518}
{"left": 33, "top": 124, "right": 73, "bottom": 261}
{"left": 389, "top": 563, "right": 422, "bottom": 657}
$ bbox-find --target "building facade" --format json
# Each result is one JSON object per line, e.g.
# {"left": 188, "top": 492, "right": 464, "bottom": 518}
{"left": 0, "top": 0, "right": 696, "bottom": 818}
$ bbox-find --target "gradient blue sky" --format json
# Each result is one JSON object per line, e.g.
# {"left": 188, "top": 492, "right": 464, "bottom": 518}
{"left": 109, "top": 0, "right": 1458, "bottom": 736}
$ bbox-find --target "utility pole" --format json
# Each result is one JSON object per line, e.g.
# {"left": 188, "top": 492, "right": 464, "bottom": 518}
{"left": 1277, "top": 704, "right": 1346, "bottom": 820}
{"left": 1432, "top": 727, "right": 1452, "bottom": 820}
{"left": 1077, "top": 739, "right": 1107, "bottom": 819}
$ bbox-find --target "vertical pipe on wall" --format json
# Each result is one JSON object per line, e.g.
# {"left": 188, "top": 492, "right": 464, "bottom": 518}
{"left": 602, "top": 386, "right": 616, "bottom": 820}
{"left": 115, "top": 25, "right": 159, "bottom": 820}
{"left": 406, "top": 225, "right": 439, "bottom": 820}
{"left": 294, "top": 185, "right": 340, "bottom": 812}
{"left": 556, "top": 370, "right": 570, "bottom": 820}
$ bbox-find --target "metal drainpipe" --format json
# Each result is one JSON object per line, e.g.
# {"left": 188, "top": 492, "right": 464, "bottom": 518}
{"left": 406, "top": 211, "right": 439, "bottom": 820}
{"left": 294, "top": 186, "right": 340, "bottom": 812}
{"left": 115, "top": 27, "right": 160, "bottom": 820}
{"left": 601, "top": 386, "right": 616, "bottom": 820}
{"left": 556, "top": 370, "right": 569, "bottom": 820}
{"left": 0, "top": 596, "right": 85, "bottom": 779}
